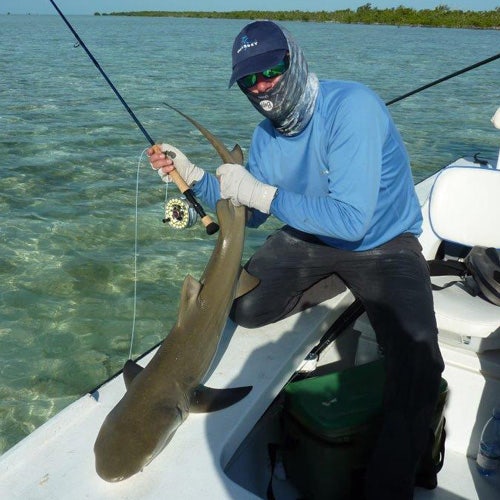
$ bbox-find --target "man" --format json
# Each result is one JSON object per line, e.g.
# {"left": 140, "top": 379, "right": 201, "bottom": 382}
{"left": 149, "top": 20, "right": 444, "bottom": 500}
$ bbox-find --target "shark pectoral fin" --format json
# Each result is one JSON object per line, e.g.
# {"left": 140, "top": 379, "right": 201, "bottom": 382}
{"left": 190, "top": 384, "right": 252, "bottom": 413}
{"left": 230, "top": 144, "right": 244, "bottom": 165}
{"left": 123, "top": 359, "right": 144, "bottom": 389}
{"left": 235, "top": 268, "right": 260, "bottom": 299}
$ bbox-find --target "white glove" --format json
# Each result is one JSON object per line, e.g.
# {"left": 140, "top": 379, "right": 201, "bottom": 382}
{"left": 216, "top": 163, "right": 277, "bottom": 214}
{"left": 157, "top": 143, "right": 205, "bottom": 187}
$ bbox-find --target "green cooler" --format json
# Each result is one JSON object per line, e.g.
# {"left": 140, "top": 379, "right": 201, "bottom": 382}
{"left": 282, "top": 359, "right": 448, "bottom": 500}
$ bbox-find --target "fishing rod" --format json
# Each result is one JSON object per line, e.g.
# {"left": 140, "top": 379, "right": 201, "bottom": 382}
{"left": 386, "top": 52, "right": 500, "bottom": 106}
{"left": 49, "top": 0, "right": 219, "bottom": 235}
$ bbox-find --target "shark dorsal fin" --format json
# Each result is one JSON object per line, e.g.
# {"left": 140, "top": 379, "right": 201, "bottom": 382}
{"left": 177, "top": 274, "right": 202, "bottom": 325}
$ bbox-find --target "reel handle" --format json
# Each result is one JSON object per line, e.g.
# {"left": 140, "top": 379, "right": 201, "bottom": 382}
{"left": 152, "top": 145, "right": 219, "bottom": 235}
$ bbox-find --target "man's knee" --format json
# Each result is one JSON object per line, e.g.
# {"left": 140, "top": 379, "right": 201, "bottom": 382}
{"left": 230, "top": 294, "right": 278, "bottom": 329}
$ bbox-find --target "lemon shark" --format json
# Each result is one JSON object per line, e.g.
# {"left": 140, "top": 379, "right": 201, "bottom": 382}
{"left": 94, "top": 107, "right": 257, "bottom": 482}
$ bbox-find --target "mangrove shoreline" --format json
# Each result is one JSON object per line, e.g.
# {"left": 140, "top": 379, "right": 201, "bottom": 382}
{"left": 99, "top": 5, "right": 500, "bottom": 30}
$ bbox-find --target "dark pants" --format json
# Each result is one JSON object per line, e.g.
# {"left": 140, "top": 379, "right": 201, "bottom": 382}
{"left": 230, "top": 227, "right": 444, "bottom": 499}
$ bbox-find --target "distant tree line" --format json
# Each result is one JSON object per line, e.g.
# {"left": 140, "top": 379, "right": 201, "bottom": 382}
{"left": 97, "top": 4, "right": 500, "bottom": 29}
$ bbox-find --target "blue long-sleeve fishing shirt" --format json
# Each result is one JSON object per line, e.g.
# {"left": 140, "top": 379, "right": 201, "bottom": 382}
{"left": 192, "top": 80, "right": 422, "bottom": 251}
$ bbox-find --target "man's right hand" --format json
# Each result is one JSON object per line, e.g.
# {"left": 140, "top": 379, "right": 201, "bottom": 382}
{"left": 148, "top": 143, "right": 205, "bottom": 187}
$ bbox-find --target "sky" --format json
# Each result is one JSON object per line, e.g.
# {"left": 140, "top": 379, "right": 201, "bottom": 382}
{"left": 2, "top": 1, "right": 499, "bottom": 15}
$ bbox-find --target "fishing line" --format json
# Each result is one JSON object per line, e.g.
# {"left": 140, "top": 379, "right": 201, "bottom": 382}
{"left": 128, "top": 149, "right": 149, "bottom": 360}
{"left": 128, "top": 150, "right": 170, "bottom": 359}
{"left": 128, "top": 151, "right": 197, "bottom": 358}
{"left": 49, "top": 0, "right": 219, "bottom": 361}
{"left": 49, "top": 0, "right": 218, "bottom": 236}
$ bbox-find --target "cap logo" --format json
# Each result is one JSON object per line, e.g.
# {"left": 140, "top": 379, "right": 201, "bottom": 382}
{"left": 236, "top": 35, "right": 258, "bottom": 54}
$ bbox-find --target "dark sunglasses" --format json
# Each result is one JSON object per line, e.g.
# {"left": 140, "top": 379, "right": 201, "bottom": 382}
{"left": 238, "top": 56, "right": 290, "bottom": 89}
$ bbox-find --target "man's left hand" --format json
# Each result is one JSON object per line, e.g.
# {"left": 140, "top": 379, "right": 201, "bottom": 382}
{"left": 216, "top": 164, "right": 277, "bottom": 214}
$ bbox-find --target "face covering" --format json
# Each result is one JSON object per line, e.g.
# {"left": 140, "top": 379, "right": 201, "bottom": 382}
{"left": 240, "top": 27, "right": 319, "bottom": 137}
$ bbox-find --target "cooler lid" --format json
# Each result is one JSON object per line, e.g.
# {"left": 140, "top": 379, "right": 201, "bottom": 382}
{"left": 284, "top": 360, "right": 386, "bottom": 439}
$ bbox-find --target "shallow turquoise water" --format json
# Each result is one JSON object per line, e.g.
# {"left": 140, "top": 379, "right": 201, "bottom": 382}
{"left": 0, "top": 14, "right": 498, "bottom": 453}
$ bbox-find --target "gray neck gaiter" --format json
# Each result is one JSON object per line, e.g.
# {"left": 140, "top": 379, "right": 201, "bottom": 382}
{"left": 240, "top": 28, "right": 319, "bottom": 137}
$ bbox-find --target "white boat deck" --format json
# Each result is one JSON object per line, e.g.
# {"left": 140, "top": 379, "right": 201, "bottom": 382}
{"left": 415, "top": 450, "right": 500, "bottom": 500}
{"left": 0, "top": 292, "right": 356, "bottom": 499}
{"left": 1, "top": 287, "right": 499, "bottom": 499}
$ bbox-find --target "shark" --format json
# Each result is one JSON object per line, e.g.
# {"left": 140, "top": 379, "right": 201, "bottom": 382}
{"left": 94, "top": 106, "right": 258, "bottom": 482}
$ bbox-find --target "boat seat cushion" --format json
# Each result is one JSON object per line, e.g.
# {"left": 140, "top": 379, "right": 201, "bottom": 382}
{"left": 428, "top": 166, "right": 500, "bottom": 248}
{"left": 431, "top": 276, "right": 500, "bottom": 353}
{"left": 427, "top": 165, "right": 500, "bottom": 352}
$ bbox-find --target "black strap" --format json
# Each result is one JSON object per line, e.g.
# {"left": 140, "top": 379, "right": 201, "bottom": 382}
{"left": 428, "top": 259, "right": 470, "bottom": 292}
{"left": 431, "top": 280, "right": 461, "bottom": 291}
{"left": 428, "top": 259, "right": 467, "bottom": 277}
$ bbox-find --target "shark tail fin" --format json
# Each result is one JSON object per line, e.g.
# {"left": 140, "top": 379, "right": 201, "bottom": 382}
{"left": 190, "top": 384, "right": 252, "bottom": 413}
{"left": 230, "top": 144, "right": 244, "bottom": 165}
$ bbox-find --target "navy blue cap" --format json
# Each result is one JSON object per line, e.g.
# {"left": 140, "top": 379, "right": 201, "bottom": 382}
{"left": 229, "top": 21, "right": 288, "bottom": 88}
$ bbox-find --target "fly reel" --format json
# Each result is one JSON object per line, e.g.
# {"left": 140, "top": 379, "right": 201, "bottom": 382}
{"left": 163, "top": 197, "right": 198, "bottom": 229}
